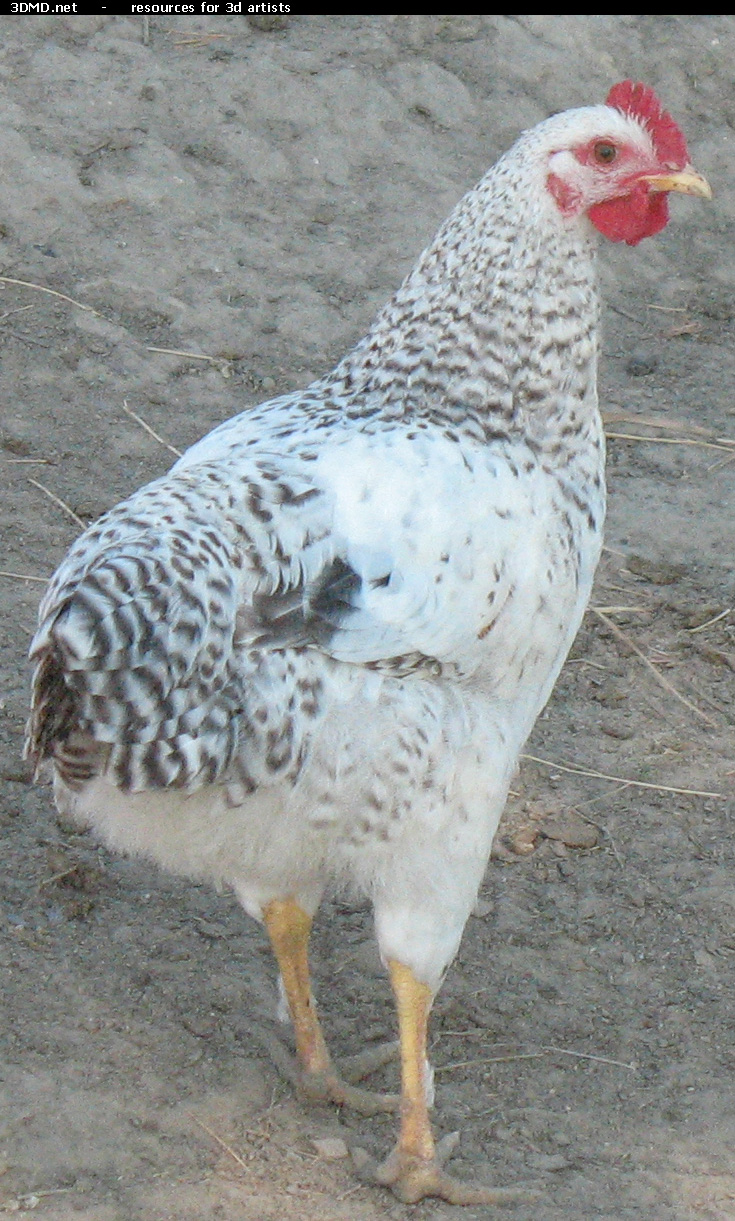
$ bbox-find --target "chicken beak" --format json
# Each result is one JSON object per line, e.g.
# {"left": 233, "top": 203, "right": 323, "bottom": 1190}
{"left": 642, "top": 167, "right": 712, "bottom": 200}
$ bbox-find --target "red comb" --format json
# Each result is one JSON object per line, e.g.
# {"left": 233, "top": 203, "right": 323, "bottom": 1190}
{"left": 606, "top": 80, "right": 689, "bottom": 168}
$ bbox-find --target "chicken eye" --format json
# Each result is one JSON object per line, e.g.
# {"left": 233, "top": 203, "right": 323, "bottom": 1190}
{"left": 593, "top": 141, "right": 618, "bottom": 165}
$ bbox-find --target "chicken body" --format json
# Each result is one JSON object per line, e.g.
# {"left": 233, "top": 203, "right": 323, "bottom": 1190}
{"left": 32, "top": 143, "right": 603, "bottom": 983}
{"left": 27, "top": 90, "right": 708, "bottom": 1203}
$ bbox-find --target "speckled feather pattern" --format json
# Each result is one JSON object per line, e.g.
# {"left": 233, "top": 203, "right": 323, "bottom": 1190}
{"left": 25, "top": 103, "right": 635, "bottom": 986}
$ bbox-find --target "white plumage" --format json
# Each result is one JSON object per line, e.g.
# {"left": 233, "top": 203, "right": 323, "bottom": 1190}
{"left": 27, "top": 84, "right": 709, "bottom": 1204}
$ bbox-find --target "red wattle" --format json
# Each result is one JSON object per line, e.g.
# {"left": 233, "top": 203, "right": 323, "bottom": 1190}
{"left": 587, "top": 189, "right": 669, "bottom": 246}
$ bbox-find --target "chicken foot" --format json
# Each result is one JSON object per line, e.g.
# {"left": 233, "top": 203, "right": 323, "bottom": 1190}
{"left": 356, "top": 959, "right": 539, "bottom": 1205}
{"left": 263, "top": 898, "right": 399, "bottom": 1115}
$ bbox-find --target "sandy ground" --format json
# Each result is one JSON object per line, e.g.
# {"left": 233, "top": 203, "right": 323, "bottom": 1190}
{"left": 2, "top": 14, "right": 735, "bottom": 1221}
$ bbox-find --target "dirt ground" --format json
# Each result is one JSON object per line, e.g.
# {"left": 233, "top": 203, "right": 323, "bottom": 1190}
{"left": 2, "top": 13, "right": 735, "bottom": 1221}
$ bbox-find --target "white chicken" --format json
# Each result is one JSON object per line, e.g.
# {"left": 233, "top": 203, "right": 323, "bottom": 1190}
{"left": 27, "top": 81, "right": 710, "bottom": 1204}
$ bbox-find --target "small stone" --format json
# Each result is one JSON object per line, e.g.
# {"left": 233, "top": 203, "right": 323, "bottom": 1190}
{"left": 350, "top": 1145, "right": 373, "bottom": 1174}
{"left": 526, "top": 1152, "right": 572, "bottom": 1173}
{"left": 247, "top": 13, "right": 290, "bottom": 31}
{"left": 2, "top": 436, "right": 33, "bottom": 455}
{"left": 578, "top": 894, "right": 606, "bottom": 921}
{"left": 508, "top": 825, "right": 539, "bottom": 855}
{"left": 626, "top": 553, "right": 686, "bottom": 585}
{"left": 683, "top": 604, "right": 725, "bottom": 629}
{"left": 347, "top": 938, "right": 384, "bottom": 977}
{"left": 387, "top": 61, "right": 476, "bottom": 129}
{"left": 625, "top": 351, "right": 659, "bottom": 376}
{"left": 311, "top": 1136, "right": 349, "bottom": 1160}
{"left": 193, "top": 917, "right": 231, "bottom": 940}
{"left": 541, "top": 811, "right": 598, "bottom": 850}
{"left": 181, "top": 1013, "right": 218, "bottom": 1038}
{"left": 74, "top": 499, "right": 108, "bottom": 522}
{"left": 493, "top": 1124, "right": 515, "bottom": 1143}
{"left": 472, "top": 898, "right": 494, "bottom": 918}
{"left": 435, "top": 1131, "right": 461, "bottom": 1160}
{"left": 599, "top": 722, "right": 634, "bottom": 740}
{"left": 592, "top": 682, "right": 628, "bottom": 707}
{"left": 311, "top": 203, "right": 337, "bottom": 225}
{"left": 436, "top": 15, "right": 484, "bottom": 40}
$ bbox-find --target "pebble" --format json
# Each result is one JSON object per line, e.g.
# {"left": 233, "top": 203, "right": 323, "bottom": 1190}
{"left": 311, "top": 1136, "right": 349, "bottom": 1160}
{"left": 626, "top": 351, "right": 659, "bottom": 376}
{"left": 472, "top": 898, "right": 494, "bottom": 918}
{"left": 508, "top": 825, "right": 539, "bottom": 855}
{"left": 626, "top": 553, "right": 687, "bottom": 585}
{"left": 541, "top": 811, "right": 598, "bottom": 849}
{"left": 526, "top": 1152, "right": 572, "bottom": 1172}
{"left": 193, "top": 917, "right": 231, "bottom": 940}
{"left": 387, "top": 61, "right": 476, "bottom": 128}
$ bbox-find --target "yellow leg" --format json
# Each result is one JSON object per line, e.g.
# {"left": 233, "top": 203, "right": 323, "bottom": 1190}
{"left": 262, "top": 898, "right": 398, "bottom": 1115}
{"left": 370, "top": 958, "right": 538, "bottom": 1206}
{"left": 263, "top": 898, "right": 331, "bottom": 1077}
{"left": 390, "top": 960, "right": 435, "bottom": 1162}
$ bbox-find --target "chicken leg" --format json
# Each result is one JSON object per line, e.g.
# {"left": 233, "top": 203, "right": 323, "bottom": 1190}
{"left": 263, "top": 899, "right": 398, "bottom": 1114}
{"left": 369, "top": 959, "right": 537, "bottom": 1205}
